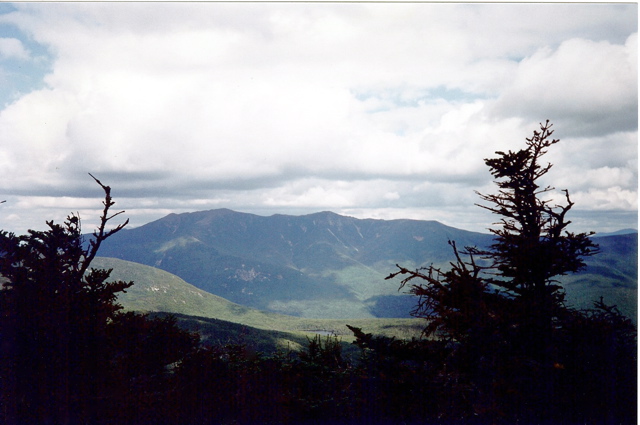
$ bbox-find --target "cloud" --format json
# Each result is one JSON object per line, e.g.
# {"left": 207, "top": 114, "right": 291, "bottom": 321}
{"left": 0, "top": 3, "right": 636, "bottom": 234}
{"left": 492, "top": 34, "right": 638, "bottom": 137}
{"left": 0, "top": 37, "right": 28, "bottom": 60}
{"left": 572, "top": 187, "right": 638, "bottom": 211}
{"left": 549, "top": 131, "right": 638, "bottom": 204}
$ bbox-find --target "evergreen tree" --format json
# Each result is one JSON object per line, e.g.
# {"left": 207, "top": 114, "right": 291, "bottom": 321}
{"left": 0, "top": 175, "right": 199, "bottom": 424}
{"left": 0, "top": 175, "right": 132, "bottom": 424}
{"left": 386, "top": 121, "right": 622, "bottom": 423}
{"left": 474, "top": 120, "right": 598, "bottom": 364}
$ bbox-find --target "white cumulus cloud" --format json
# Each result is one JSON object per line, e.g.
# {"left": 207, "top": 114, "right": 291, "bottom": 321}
{"left": 0, "top": 37, "right": 29, "bottom": 60}
{"left": 0, "top": 3, "right": 635, "bottom": 234}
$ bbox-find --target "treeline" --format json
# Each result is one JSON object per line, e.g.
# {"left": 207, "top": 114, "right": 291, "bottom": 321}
{"left": 0, "top": 294, "right": 634, "bottom": 424}
{"left": 0, "top": 123, "right": 636, "bottom": 424}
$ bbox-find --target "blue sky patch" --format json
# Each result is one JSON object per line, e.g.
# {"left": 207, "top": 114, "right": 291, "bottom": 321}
{"left": 353, "top": 85, "right": 484, "bottom": 113}
{"left": 0, "top": 7, "right": 53, "bottom": 107}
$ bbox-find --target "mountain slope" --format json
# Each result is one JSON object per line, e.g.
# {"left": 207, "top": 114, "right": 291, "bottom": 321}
{"left": 97, "top": 209, "right": 636, "bottom": 320}
{"left": 97, "top": 257, "right": 423, "bottom": 339}
{"left": 560, "top": 233, "right": 637, "bottom": 320}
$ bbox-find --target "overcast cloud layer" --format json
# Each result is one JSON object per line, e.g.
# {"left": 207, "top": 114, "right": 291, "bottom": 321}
{"left": 0, "top": 3, "right": 636, "bottom": 234}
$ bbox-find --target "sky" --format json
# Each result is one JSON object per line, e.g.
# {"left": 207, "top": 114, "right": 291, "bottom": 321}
{"left": 0, "top": 2, "right": 636, "bottom": 235}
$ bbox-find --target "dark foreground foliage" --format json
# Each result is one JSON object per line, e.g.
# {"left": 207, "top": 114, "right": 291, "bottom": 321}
{"left": 78, "top": 315, "right": 632, "bottom": 425}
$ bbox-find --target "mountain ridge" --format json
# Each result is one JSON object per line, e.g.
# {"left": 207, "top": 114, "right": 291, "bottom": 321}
{"left": 126, "top": 208, "right": 636, "bottom": 237}
{"left": 97, "top": 208, "right": 637, "bottom": 320}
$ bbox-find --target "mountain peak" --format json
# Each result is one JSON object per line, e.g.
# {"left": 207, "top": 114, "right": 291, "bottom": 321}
{"left": 593, "top": 228, "right": 638, "bottom": 238}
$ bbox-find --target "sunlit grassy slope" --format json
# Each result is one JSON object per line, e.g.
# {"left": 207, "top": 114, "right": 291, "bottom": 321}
{"left": 96, "top": 257, "right": 424, "bottom": 341}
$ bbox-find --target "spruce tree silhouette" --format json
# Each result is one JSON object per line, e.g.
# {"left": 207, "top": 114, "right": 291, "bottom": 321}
{"left": 0, "top": 174, "right": 132, "bottom": 424}
{"left": 387, "top": 121, "right": 603, "bottom": 422}
{"left": 0, "top": 175, "right": 199, "bottom": 424}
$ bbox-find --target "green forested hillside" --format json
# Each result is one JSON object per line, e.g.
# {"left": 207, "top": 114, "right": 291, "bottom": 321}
{"left": 561, "top": 233, "right": 637, "bottom": 322}
{"left": 97, "top": 257, "right": 424, "bottom": 341}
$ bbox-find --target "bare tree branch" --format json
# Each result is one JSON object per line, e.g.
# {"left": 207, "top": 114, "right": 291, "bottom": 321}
{"left": 80, "top": 174, "right": 129, "bottom": 276}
